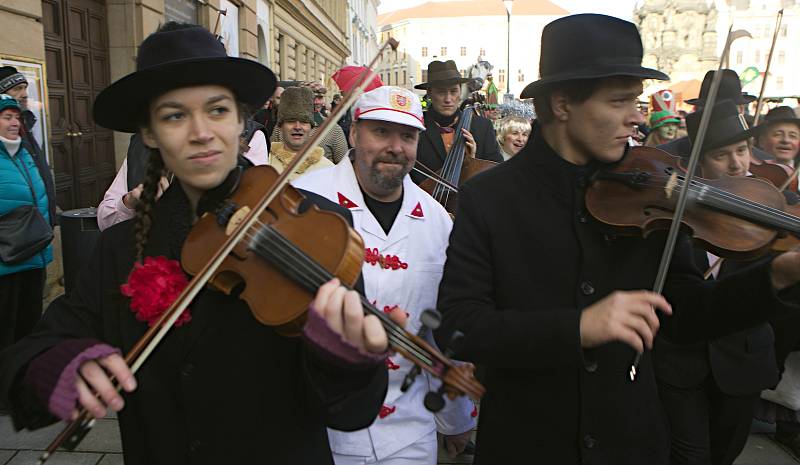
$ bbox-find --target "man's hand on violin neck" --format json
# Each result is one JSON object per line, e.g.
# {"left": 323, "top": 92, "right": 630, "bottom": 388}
{"left": 771, "top": 249, "right": 800, "bottom": 290}
{"left": 579, "top": 291, "right": 673, "bottom": 353}
{"left": 313, "top": 279, "right": 407, "bottom": 354}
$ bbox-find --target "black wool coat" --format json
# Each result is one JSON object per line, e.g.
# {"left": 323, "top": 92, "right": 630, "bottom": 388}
{"left": 434, "top": 124, "right": 798, "bottom": 465}
{"left": 654, "top": 251, "right": 779, "bottom": 396}
{"left": 0, "top": 179, "right": 388, "bottom": 465}
{"left": 411, "top": 110, "right": 502, "bottom": 184}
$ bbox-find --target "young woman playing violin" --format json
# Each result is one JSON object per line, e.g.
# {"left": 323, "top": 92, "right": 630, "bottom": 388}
{"left": 434, "top": 14, "right": 800, "bottom": 465}
{"left": 653, "top": 99, "right": 793, "bottom": 465}
{"left": 0, "top": 23, "right": 403, "bottom": 465}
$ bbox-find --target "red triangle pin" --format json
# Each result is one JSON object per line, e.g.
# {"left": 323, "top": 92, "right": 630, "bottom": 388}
{"left": 410, "top": 202, "right": 424, "bottom": 218}
{"left": 337, "top": 192, "right": 359, "bottom": 209}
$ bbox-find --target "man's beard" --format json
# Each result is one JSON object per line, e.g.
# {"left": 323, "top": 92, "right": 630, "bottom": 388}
{"left": 368, "top": 157, "right": 410, "bottom": 192}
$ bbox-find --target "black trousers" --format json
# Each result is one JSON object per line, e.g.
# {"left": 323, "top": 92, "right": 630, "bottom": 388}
{"left": 658, "top": 376, "right": 757, "bottom": 465}
{"left": 0, "top": 268, "right": 45, "bottom": 352}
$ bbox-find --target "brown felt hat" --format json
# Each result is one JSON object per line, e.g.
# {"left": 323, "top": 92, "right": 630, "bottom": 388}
{"left": 414, "top": 60, "right": 471, "bottom": 90}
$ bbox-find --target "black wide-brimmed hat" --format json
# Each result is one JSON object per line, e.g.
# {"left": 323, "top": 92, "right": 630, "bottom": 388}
{"left": 684, "top": 69, "right": 756, "bottom": 106}
{"left": 687, "top": 99, "right": 754, "bottom": 154}
{"left": 94, "top": 25, "right": 276, "bottom": 133}
{"left": 754, "top": 106, "right": 800, "bottom": 134}
{"left": 414, "top": 60, "right": 471, "bottom": 90}
{"left": 519, "top": 14, "right": 668, "bottom": 99}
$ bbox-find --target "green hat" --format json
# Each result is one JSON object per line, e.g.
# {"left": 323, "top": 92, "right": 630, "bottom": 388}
{"left": 649, "top": 110, "right": 680, "bottom": 130}
{"left": 0, "top": 94, "right": 20, "bottom": 113}
{"left": 277, "top": 86, "right": 314, "bottom": 126}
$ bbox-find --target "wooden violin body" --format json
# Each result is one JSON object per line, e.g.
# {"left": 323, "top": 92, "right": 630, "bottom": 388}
{"left": 182, "top": 165, "right": 485, "bottom": 400}
{"left": 586, "top": 146, "right": 800, "bottom": 260}
{"left": 183, "top": 166, "right": 363, "bottom": 335}
{"left": 749, "top": 159, "right": 798, "bottom": 191}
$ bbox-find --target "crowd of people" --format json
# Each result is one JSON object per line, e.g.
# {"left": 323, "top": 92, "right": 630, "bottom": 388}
{"left": 4, "top": 11, "right": 800, "bottom": 465}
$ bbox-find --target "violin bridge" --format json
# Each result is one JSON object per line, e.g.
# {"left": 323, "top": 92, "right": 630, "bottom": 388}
{"left": 664, "top": 172, "right": 678, "bottom": 199}
{"left": 225, "top": 206, "right": 252, "bottom": 236}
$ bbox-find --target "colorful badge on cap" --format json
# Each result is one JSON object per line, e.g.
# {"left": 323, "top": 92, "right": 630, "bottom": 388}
{"left": 354, "top": 86, "right": 426, "bottom": 131}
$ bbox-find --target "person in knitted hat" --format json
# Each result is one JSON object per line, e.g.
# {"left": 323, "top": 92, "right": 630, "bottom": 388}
{"left": 0, "top": 67, "right": 55, "bottom": 216}
{"left": 0, "top": 94, "right": 54, "bottom": 358}
{"left": 0, "top": 22, "right": 398, "bottom": 464}
{"left": 269, "top": 86, "right": 332, "bottom": 180}
{"left": 644, "top": 110, "right": 681, "bottom": 147}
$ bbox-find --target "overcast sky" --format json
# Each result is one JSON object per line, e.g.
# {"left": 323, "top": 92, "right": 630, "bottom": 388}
{"left": 377, "top": 0, "right": 641, "bottom": 20}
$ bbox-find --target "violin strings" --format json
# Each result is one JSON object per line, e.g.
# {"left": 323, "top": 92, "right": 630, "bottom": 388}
{"left": 240, "top": 221, "right": 436, "bottom": 366}
{"left": 435, "top": 109, "right": 472, "bottom": 203}
{"left": 599, "top": 172, "right": 800, "bottom": 230}
{"left": 244, "top": 229, "right": 433, "bottom": 366}
{"left": 612, "top": 179, "right": 800, "bottom": 229}
{"left": 246, "top": 226, "right": 435, "bottom": 366}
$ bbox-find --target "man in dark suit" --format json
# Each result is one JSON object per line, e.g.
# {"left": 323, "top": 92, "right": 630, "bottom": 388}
{"left": 658, "top": 69, "right": 771, "bottom": 162}
{"left": 411, "top": 60, "right": 502, "bottom": 184}
{"left": 434, "top": 14, "right": 800, "bottom": 465}
{"left": 654, "top": 99, "right": 781, "bottom": 465}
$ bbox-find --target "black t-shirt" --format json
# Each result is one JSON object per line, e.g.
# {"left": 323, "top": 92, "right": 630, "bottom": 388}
{"left": 361, "top": 188, "right": 403, "bottom": 234}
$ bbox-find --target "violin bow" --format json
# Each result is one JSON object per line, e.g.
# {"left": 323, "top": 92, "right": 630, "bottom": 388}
{"left": 629, "top": 26, "right": 738, "bottom": 382}
{"left": 753, "top": 9, "right": 784, "bottom": 127}
{"left": 704, "top": 11, "right": 785, "bottom": 281}
{"left": 37, "top": 38, "right": 401, "bottom": 464}
{"left": 413, "top": 160, "right": 459, "bottom": 193}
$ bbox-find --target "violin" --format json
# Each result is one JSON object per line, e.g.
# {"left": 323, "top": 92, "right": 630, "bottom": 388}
{"left": 417, "top": 105, "right": 498, "bottom": 213}
{"left": 182, "top": 166, "right": 485, "bottom": 407}
{"left": 747, "top": 158, "right": 798, "bottom": 192}
{"left": 586, "top": 146, "right": 800, "bottom": 260}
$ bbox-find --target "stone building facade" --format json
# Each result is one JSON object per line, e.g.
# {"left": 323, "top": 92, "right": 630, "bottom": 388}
{"left": 0, "top": 0, "right": 348, "bottom": 210}
{"left": 634, "top": 0, "right": 719, "bottom": 84}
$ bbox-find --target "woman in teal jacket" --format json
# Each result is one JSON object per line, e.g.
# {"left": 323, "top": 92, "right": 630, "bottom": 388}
{"left": 0, "top": 94, "right": 52, "bottom": 352}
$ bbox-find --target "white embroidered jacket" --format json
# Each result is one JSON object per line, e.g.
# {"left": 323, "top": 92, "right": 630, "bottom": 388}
{"left": 292, "top": 158, "right": 476, "bottom": 459}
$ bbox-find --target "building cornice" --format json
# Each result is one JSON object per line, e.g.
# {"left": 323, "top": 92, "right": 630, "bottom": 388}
{"left": 276, "top": 0, "right": 351, "bottom": 57}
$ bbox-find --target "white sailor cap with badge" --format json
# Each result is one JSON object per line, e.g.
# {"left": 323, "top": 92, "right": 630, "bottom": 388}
{"left": 352, "top": 86, "right": 426, "bottom": 131}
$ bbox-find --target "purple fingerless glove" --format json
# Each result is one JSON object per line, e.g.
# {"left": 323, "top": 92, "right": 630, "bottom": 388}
{"left": 23, "top": 338, "right": 120, "bottom": 421}
{"left": 303, "top": 305, "right": 389, "bottom": 368}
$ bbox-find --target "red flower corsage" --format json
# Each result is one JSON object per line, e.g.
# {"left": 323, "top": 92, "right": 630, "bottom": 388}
{"left": 120, "top": 256, "right": 191, "bottom": 327}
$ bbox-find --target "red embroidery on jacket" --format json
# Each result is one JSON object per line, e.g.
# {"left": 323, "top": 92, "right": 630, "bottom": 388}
{"left": 383, "top": 305, "right": 399, "bottom": 314}
{"left": 337, "top": 192, "right": 359, "bottom": 209}
{"left": 385, "top": 358, "right": 400, "bottom": 370}
{"left": 379, "top": 404, "right": 397, "bottom": 418}
{"left": 471, "top": 405, "right": 478, "bottom": 418}
{"left": 364, "top": 248, "right": 408, "bottom": 270}
{"left": 411, "top": 202, "right": 424, "bottom": 218}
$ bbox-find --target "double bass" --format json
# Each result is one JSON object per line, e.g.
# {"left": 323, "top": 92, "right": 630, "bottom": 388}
{"left": 417, "top": 105, "right": 498, "bottom": 214}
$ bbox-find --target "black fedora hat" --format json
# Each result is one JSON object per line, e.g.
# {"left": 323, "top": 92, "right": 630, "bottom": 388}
{"left": 684, "top": 69, "right": 756, "bottom": 106}
{"left": 754, "top": 106, "right": 800, "bottom": 134}
{"left": 519, "top": 14, "right": 668, "bottom": 99}
{"left": 94, "top": 24, "right": 276, "bottom": 133}
{"left": 414, "top": 60, "right": 471, "bottom": 90}
{"left": 686, "top": 99, "right": 754, "bottom": 154}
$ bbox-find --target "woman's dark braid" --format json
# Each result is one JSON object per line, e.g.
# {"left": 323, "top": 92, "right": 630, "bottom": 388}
{"left": 133, "top": 149, "right": 165, "bottom": 261}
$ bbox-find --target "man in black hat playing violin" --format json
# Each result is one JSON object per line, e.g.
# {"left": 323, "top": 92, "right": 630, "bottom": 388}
{"left": 434, "top": 13, "right": 800, "bottom": 465}
{"left": 411, "top": 60, "right": 501, "bottom": 184}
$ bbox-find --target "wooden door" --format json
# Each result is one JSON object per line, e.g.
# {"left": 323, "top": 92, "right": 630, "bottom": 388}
{"left": 42, "top": 0, "right": 114, "bottom": 210}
